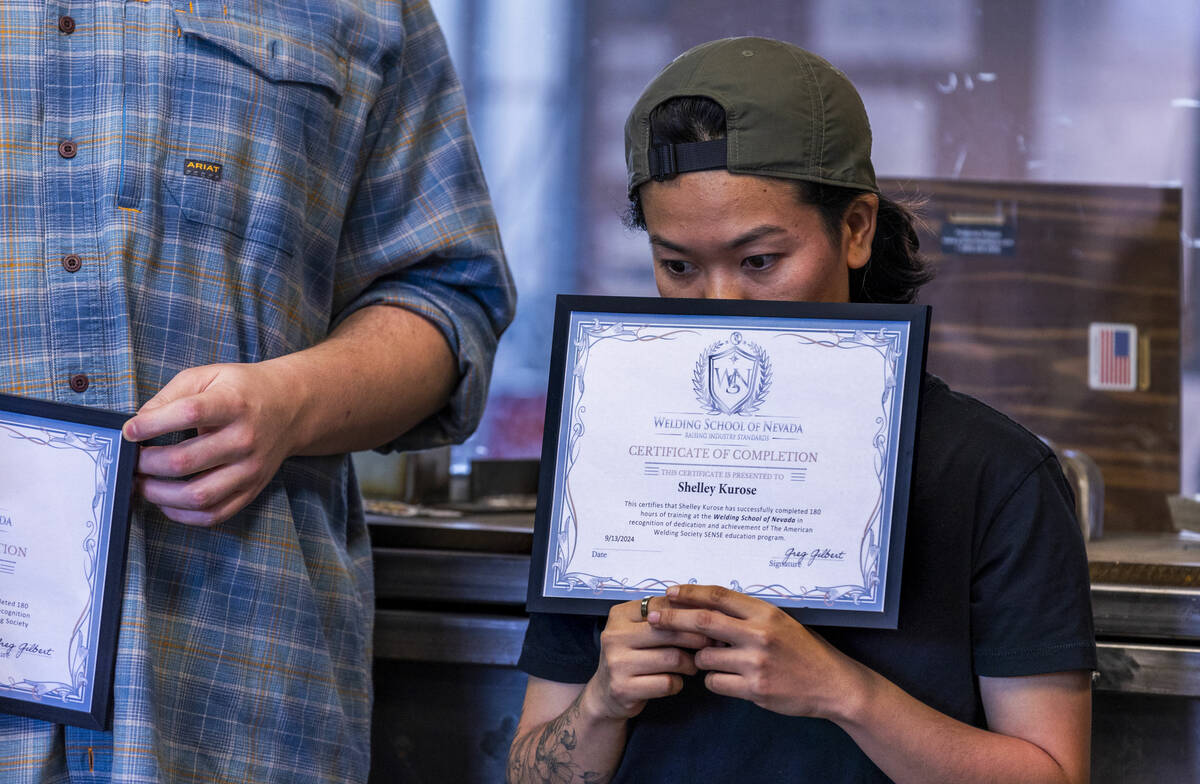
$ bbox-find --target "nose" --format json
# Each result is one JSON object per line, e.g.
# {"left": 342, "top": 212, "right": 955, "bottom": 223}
{"left": 704, "top": 271, "right": 748, "bottom": 300}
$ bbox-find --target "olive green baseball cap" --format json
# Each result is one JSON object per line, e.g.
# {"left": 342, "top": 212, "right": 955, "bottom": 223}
{"left": 625, "top": 36, "right": 878, "bottom": 197}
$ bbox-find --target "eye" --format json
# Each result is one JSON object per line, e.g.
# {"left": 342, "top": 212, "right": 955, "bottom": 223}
{"left": 657, "top": 258, "right": 693, "bottom": 276}
{"left": 742, "top": 254, "right": 778, "bottom": 271}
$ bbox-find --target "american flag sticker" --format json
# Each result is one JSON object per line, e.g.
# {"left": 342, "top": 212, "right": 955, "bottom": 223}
{"left": 1088, "top": 323, "right": 1137, "bottom": 391}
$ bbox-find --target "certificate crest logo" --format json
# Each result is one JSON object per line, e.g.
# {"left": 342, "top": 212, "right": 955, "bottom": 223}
{"left": 694, "top": 332, "right": 772, "bottom": 415}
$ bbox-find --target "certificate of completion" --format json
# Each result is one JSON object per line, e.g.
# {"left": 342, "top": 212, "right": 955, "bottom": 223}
{"left": 0, "top": 394, "right": 136, "bottom": 728}
{"left": 528, "top": 296, "right": 928, "bottom": 628}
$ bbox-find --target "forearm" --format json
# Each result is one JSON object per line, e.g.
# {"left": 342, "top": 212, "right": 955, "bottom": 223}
{"left": 835, "top": 665, "right": 1088, "bottom": 784}
{"left": 269, "top": 304, "right": 457, "bottom": 456}
{"left": 507, "top": 689, "right": 628, "bottom": 784}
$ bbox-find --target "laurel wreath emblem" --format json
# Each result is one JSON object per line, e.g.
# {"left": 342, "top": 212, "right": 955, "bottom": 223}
{"left": 693, "top": 337, "right": 773, "bottom": 415}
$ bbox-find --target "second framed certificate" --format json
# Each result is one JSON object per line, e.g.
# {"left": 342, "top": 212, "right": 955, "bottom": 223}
{"left": 528, "top": 296, "right": 929, "bottom": 628}
{"left": 0, "top": 393, "right": 137, "bottom": 729}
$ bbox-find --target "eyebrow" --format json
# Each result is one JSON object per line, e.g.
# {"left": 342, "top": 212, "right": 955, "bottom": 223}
{"left": 649, "top": 224, "right": 788, "bottom": 254}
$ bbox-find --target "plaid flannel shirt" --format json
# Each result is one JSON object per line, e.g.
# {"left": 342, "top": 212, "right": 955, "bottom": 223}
{"left": 0, "top": 0, "right": 514, "bottom": 780}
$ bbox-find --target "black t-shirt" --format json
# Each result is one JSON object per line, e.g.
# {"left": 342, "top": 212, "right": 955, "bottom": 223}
{"left": 518, "top": 374, "right": 1097, "bottom": 783}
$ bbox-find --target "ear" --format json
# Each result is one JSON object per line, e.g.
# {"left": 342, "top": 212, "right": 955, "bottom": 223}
{"left": 843, "top": 193, "right": 879, "bottom": 271}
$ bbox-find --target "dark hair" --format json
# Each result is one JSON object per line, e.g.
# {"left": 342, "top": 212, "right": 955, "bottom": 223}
{"left": 625, "top": 97, "right": 933, "bottom": 304}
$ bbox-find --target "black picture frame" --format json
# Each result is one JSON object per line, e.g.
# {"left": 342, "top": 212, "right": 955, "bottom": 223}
{"left": 528, "top": 295, "right": 929, "bottom": 629}
{"left": 0, "top": 393, "right": 138, "bottom": 729}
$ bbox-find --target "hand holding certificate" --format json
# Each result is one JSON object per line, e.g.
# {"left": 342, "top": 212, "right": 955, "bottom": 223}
{"left": 0, "top": 394, "right": 136, "bottom": 728}
{"left": 529, "top": 296, "right": 928, "bottom": 628}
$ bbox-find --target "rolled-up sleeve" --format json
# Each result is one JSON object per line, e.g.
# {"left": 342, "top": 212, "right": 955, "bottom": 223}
{"left": 332, "top": 0, "right": 516, "bottom": 451}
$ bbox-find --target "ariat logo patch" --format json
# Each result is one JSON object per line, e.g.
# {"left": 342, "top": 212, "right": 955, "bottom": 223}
{"left": 184, "top": 159, "right": 223, "bottom": 181}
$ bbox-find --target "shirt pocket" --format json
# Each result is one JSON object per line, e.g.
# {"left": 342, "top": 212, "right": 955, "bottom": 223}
{"left": 166, "top": 11, "right": 347, "bottom": 257}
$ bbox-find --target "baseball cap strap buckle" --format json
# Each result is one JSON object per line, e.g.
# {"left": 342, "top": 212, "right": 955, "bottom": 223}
{"left": 649, "top": 139, "right": 727, "bottom": 181}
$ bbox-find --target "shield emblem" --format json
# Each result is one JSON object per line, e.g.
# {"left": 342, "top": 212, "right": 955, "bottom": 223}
{"left": 708, "top": 344, "right": 759, "bottom": 414}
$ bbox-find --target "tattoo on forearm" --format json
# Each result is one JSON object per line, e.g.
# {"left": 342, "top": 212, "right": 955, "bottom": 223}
{"left": 506, "top": 693, "right": 614, "bottom": 784}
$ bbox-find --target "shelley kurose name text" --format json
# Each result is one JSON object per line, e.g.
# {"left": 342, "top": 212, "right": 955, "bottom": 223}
{"left": 678, "top": 481, "right": 758, "bottom": 496}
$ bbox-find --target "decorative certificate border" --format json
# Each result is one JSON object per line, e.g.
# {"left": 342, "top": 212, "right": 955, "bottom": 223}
{"left": 528, "top": 296, "right": 929, "bottom": 629}
{"left": 0, "top": 393, "right": 137, "bottom": 729}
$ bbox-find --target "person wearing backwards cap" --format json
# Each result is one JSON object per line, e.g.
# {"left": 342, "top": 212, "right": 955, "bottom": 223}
{"left": 507, "top": 37, "right": 1095, "bottom": 784}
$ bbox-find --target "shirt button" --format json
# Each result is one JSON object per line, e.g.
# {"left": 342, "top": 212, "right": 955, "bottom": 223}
{"left": 58, "top": 140, "right": 77, "bottom": 159}
{"left": 58, "top": 15, "right": 75, "bottom": 34}
{"left": 69, "top": 373, "right": 90, "bottom": 393}
{"left": 62, "top": 254, "right": 82, "bottom": 273}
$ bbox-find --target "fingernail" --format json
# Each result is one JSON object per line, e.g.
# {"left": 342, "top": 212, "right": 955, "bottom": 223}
{"left": 647, "top": 611, "right": 660, "bottom": 624}
{"left": 122, "top": 421, "right": 137, "bottom": 440}
{"left": 666, "top": 586, "right": 679, "bottom": 598}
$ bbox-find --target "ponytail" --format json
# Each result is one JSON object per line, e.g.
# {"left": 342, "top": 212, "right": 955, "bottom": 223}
{"left": 850, "top": 194, "right": 932, "bottom": 305}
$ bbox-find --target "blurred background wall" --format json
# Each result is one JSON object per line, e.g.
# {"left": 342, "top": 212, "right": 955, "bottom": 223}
{"left": 426, "top": 0, "right": 1199, "bottom": 507}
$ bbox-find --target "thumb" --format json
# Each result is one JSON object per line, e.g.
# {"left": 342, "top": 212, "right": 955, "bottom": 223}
{"left": 123, "top": 365, "right": 222, "bottom": 440}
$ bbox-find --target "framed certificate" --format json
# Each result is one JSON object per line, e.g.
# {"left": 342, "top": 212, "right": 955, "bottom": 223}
{"left": 528, "top": 296, "right": 929, "bottom": 629}
{"left": 0, "top": 393, "right": 137, "bottom": 729}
